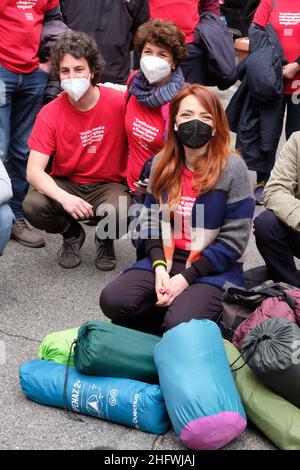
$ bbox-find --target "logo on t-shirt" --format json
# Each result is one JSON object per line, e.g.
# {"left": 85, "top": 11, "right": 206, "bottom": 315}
{"left": 279, "top": 12, "right": 300, "bottom": 27}
{"left": 132, "top": 118, "right": 159, "bottom": 146}
{"left": 79, "top": 126, "right": 105, "bottom": 148}
{"left": 17, "top": 0, "right": 37, "bottom": 9}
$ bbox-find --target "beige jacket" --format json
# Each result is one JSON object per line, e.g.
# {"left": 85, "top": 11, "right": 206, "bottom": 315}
{"left": 263, "top": 132, "right": 300, "bottom": 232}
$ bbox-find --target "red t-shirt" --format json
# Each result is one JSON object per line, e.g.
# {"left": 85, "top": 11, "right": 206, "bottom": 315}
{"left": 125, "top": 74, "right": 167, "bottom": 190}
{"left": 174, "top": 167, "right": 197, "bottom": 251}
{"left": 150, "top": 0, "right": 200, "bottom": 43}
{"left": 28, "top": 86, "right": 128, "bottom": 184}
{"left": 149, "top": 0, "right": 220, "bottom": 44}
{"left": 0, "top": 0, "right": 59, "bottom": 73}
{"left": 254, "top": 0, "right": 300, "bottom": 94}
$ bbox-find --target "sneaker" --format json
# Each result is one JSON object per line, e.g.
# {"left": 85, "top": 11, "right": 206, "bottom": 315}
{"left": 11, "top": 218, "right": 45, "bottom": 248}
{"left": 254, "top": 182, "right": 265, "bottom": 206}
{"left": 57, "top": 225, "right": 86, "bottom": 269}
{"left": 95, "top": 236, "right": 116, "bottom": 271}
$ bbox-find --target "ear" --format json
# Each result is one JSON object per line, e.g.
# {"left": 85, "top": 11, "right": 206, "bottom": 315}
{"left": 174, "top": 123, "right": 178, "bottom": 131}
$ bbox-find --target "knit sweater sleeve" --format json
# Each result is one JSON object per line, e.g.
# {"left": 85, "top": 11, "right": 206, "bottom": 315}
{"left": 201, "top": 157, "right": 255, "bottom": 274}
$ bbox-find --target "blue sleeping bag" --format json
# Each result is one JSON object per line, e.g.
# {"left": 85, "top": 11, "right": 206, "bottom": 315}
{"left": 20, "top": 359, "right": 170, "bottom": 435}
{"left": 154, "top": 320, "right": 247, "bottom": 449}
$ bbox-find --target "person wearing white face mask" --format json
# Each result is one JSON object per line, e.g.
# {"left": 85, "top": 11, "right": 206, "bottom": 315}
{"left": 22, "top": 32, "right": 131, "bottom": 271}
{"left": 125, "top": 19, "right": 187, "bottom": 192}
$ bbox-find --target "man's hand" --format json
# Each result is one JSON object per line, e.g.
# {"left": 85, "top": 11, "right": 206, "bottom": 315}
{"left": 283, "top": 62, "right": 300, "bottom": 80}
{"left": 39, "top": 61, "right": 51, "bottom": 74}
{"left": 59, "top": 193, "right": 94, "bottom": 220}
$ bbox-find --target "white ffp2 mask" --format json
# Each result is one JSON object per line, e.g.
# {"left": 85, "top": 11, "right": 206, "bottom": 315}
{"left": 140, "top": 56, "right": 171, "bottom": 84}
{"left": 61, "top": 75, "right": 91, "bottom": 102}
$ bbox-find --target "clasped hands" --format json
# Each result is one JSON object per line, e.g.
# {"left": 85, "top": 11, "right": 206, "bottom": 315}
{"left": 155, "top": 265, "right": 188, "bottom": 307}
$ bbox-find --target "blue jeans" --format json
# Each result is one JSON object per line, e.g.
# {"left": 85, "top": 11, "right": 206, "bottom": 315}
{"left": 285, "top": 94, "right": 300, "bottom": 140}
{"left": 0, "top": 203, "right": 14, "bottom": 255}
{"left": 0, "top": 65, "right": 48, "bottom": 219}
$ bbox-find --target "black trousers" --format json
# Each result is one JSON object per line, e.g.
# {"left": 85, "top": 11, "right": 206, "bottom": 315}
{"left": 254, "top": 209, "right": 300, "bottom": 287}
{"left": 100, "top": 266, "right": 223, "bottom": 336}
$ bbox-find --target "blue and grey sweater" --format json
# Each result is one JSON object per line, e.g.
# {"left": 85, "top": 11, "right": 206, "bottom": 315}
{"left": 128, "top": 155, "right": 255, "bottom": 290}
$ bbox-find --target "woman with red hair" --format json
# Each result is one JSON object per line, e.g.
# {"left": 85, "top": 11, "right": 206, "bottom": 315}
{"left": 100, "top": 84, "right": 255, "bottom": 335}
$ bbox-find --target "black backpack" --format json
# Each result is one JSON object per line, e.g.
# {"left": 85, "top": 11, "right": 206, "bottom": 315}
{"left": 220, "top": 280, "right": 297, "bottom": 340}
{"left": 194, "top": 12, "right": 237, "bottom": 90}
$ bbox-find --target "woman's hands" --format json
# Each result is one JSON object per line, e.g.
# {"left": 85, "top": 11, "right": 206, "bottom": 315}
{"left": 155, "top": 268, "right": 189, "bottom": 307}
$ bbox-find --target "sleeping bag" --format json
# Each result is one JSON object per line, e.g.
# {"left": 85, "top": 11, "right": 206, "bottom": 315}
{"left": 39, "top": 327, "right": 78, "bottom": 365}
{"left": 74, "top": 320, "right": 160, "bottom": 383}
{"left": 242, "top": 317, "right": 300, "bottom": 408}
{"left": 225, "top": 340, "right": 300, "bottom": 450}
{"left": 154, "top": 319, "right": 246, "bottom": 450}
{"left": 20, "top": 359, "right": 170, "bottom": 435}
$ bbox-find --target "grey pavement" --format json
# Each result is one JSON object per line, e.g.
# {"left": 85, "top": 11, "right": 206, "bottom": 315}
{"left": 0, "top": 211, "right": 277, "bottom": 451}
{"left": 0, "top": 84, "right": 283, "bottom": 451}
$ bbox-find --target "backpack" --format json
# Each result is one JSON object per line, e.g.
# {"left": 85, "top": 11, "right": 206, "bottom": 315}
{"left": 220, "top": 280, "right": 297, "bottom": 340}
{"left": 194, "top": 12, "right": 237, "bottom": 90}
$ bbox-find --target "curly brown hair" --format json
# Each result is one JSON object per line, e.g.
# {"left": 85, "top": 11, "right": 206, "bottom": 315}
{"left": 50, "top": 31, "right": 105, "bottom": 86}
{"left": 133, "top": 19, "right": 187, "bottom": 67}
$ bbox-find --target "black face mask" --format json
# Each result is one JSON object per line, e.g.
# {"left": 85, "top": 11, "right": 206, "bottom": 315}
{"left": 176, "top": 119, "right": 213, "bottom": 149}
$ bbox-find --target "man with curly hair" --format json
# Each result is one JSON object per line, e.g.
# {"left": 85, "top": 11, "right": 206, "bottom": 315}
{"left": 23, "top": 32, "right": 130, "bottom": 271}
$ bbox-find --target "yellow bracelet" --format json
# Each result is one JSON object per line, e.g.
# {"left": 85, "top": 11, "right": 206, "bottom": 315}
{"left": 152, "top": 259, "right": 167, "bottom": 269}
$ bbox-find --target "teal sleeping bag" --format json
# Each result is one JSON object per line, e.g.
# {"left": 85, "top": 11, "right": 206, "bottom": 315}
{"left": 74, "top": 320, "right": 160, "bottom": 383}
{"left": 20, "top": 359, "right": 170, "bottom": 435}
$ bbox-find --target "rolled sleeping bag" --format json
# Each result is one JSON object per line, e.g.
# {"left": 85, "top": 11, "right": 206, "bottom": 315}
{"left": 242, "top": 317, "right": 300, "bottom": 408}
{"left": 154, "top": 320, "right": 247, "bottom": 450}
{"left": 39, "top": 327, "right": 79, "bottom": 365}
{"left": 225, "top": 340, "right": 300, "bottom": 450}
{"left": 19, "top": 359, "right": 170, "bottom": 435}
{"left": 74, "top": 320, "right": 160, "bottom": 383}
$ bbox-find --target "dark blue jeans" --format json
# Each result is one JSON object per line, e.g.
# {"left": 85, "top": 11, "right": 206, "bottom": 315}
{"left": 0, "top": 203, "right": 14, "bottom": 255}
{"left": 0, "top": 65, "right": 48, "bottom": 219}
{"left": 285, "top": 94, "right": 300, "bottom": 140}
{"left": 254, "top": 209, "right": 300, "bottom": 287}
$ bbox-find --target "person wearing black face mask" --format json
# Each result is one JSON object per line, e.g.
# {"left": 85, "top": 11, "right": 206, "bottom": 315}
{"left": 175, "top": 119, "right": 213, "bottom": 149}
{"left": 100, "top": 84, "right": 255, "bottom": 336}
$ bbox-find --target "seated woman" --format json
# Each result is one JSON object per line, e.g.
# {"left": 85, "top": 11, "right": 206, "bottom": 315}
{"left": 0, "top": 160, "right": 14, "bottom": 255}
{"left": 126, "top": 19, "right": 187, "bottom": 193}
{"left": 100, "top": 84, "right": 255, "bottom": 335}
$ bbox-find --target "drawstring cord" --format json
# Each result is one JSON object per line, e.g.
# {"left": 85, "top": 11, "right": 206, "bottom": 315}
{"left": 63, "top": 339, "right": 84, "bottom": 422}
{"left": 230, "top": 336, "right": 265, "bottom": 372}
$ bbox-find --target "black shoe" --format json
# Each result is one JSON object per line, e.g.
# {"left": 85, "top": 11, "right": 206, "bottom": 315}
{"left": 57, "top": 225, "right": 86, "bottom": 269}
{"left": 254, "top": 182, "right": 265, "bottom": 205}
{"left": 95, "top": 236, "right": 116, "bottom": 271}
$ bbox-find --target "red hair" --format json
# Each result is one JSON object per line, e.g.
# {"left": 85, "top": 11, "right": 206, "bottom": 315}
{"left": 151, "top": 84, "right": 236, "bottom": 206}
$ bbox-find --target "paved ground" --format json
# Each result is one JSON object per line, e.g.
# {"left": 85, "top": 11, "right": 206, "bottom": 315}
{"left": 0, "top": 84, "right": 283, "bottom": 451}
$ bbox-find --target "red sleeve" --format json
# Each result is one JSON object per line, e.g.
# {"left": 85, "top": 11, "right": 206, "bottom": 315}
{"left": 46, "top": 0, "right": 59, "bottom": 11}
{"left": 28, "top": 109, "right": 56, "bottom": 156}
{"left": 200, "top": 0, "right": 220, "bottom": 15}
{"left": 253, "top": 0, "right": 273, "bottom": 27}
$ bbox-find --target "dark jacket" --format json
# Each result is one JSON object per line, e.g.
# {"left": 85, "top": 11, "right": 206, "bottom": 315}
{"left": 226, "top": 23, "right": 285, "bottom": 173}
{"left": 194, "top": 11, "right": 237, "bottom": 89}
{"left": 60, "top": 0, "right": 149, "bottom": 84}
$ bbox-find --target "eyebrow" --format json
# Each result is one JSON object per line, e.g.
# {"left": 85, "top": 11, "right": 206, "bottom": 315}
{"left": 179, "top": 109, "right": 212, "bottom": 116}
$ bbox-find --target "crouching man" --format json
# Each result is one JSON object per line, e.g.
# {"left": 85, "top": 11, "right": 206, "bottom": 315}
{"left": 23, "top": 32, "right": 131, "bottom": 270}
{"left": 254, "top": 132, "right": 300, "bottom": 287}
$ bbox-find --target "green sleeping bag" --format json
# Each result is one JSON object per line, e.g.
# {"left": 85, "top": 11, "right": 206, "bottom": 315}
{"left": 39, "top": 327, "right": 78, "bottom": 366}
{"left": 225, "top": 340, "right": 300, "bottom": 450}
{"left": 74, "top": 320, "right": 160, "bottom": 383}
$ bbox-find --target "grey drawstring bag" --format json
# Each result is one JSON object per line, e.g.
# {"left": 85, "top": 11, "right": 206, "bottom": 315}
{"left": 242, "top": 317, "right": 300, "bottom": 408}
